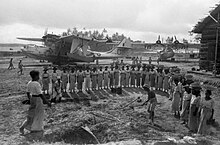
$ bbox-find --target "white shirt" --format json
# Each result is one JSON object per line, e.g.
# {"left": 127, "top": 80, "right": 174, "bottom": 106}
{"left": 27, "top": 81, "right": 42, "bottom": 95}
{"left": 190, "top": 95, "right": 200, "bottom": 107}
{"left": 200, "top": 97, "right": 214, "bottom": 110}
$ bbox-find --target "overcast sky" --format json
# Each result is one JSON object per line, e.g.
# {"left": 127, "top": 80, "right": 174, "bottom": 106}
{"left": 0, "top": 0, "right": 219, "bottom": 43}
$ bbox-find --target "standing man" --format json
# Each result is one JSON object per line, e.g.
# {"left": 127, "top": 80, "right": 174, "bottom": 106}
{"left": 157, "top": 57, "right": 160, "bottom": 66}
{"left": 8, "top": 58, "right": 15, "bottom": 69}
{"left": 17, "top": 59, "right": 23, "bottom": 75}
{"left": 142, "top": 85, "right": 157, "bottom": 125}
{"left": 42, "top": 67, "right": 50, "bottom": 95}
{"left": 149, "top": 57, "right": 152, "bottom": 65}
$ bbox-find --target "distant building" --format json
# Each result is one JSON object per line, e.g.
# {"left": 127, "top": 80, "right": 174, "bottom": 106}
{"left": 192, "top": 4, "right": 220, "bottom": 73}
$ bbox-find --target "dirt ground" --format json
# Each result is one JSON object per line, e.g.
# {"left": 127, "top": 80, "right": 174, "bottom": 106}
{"left": 0, "top": 57, "right": 220, "bottom": 145}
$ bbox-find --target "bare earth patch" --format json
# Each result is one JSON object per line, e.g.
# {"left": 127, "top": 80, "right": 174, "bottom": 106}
{"left": 0, "top": 59, "right": 220, "bottom": 144}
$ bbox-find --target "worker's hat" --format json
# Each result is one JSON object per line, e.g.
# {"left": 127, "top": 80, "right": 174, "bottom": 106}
{"left": 185, "top": 74, "right": 193, "bottom": 80}
{"left": 190, "top": 82, "right": 201, "bottom": 89}
{"left": 202, "top": 84, "right": 215, "bottom": 91}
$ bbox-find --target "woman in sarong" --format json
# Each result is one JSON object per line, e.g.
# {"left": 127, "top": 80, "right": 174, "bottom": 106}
{"left": 69, "top": 68, "right": 76, "bottom": 93}
{"left": 157, "top": 69, "right": 164, "bottom": 91}
{"left": 163, "top": 69, "right": 170, "bottom": 93}
{"left": 20, "top": 70, "right": 51, "bottom": 134}
{"left": 141, "top": 66, "right": 146, "bottom": 87}
{"left": 188, "top": 82, "right": 201, "bottom": 133}
{"left": 168, "top": 74, "right": 175, "bottom": 100}
{"left": 61, "top": 69, "right": 68, "bottom": 93}
{"left": 84, "top": 68, "right": 91, "bottom": 92}
{"left": 51, "top": 67, "right": 58, "bottom": 95}
{"left": 144, "top": 67, "right": 150, "bottom": 86}
{"left": 180, "top": 86, "right": 192, "bottom": 124}
{"left": 125, "top": 66, "right": 130, "bottom": 87}
{"left": 197, "top": 88, "right": 214, "bottom": 135}
{"left": 114, "top": 66, "right": 120, "bottom": 88}
{"left": 91, "top": 67, "right": 98, "bottom": 90}
{"left": 120, "top": 66, "right": 126, "bottom": 87}
{"left": 77, "top": 68, "right": 84, "bottom": 92}
{"left": 171, "top": 78, "right": 182, "bottom": 117}
{"left": 136, "top": 66, "right": 141, "bottom": 88}
{"left": 130, "top": 66, "right": 136, "bottom": 87}
{"left": 103, "top": 66, "right": 109, "bottom": 89}
{"left": 97, "top": 66, "right": 103, "bottom": 90}
{"left": 149, "top": 68, "right": 156, "bottom": 90}
{"left": 109, "top": 66, "right": 114, "bottom": 89}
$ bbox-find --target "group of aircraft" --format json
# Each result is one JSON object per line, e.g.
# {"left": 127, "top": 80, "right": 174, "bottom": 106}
{"left": 17, "top": 31, "right": 199, "bottom": 66}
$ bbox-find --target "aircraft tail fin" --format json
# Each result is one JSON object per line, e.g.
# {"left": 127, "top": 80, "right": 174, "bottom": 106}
{"left": 104, "top": 38, "right": 132, "bottom": 55}
{"left": 117, "top": 38, "right": 132, "bottom": 48}
{"left": 70, "top": 38, "right": 82, "bottom": 53}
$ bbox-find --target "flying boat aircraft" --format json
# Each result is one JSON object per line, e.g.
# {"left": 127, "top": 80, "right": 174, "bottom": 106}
{"left": 17, "top": 32, "right": 132, "bottom": 66}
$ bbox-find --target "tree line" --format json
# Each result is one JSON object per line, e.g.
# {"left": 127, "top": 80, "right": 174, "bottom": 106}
{"left": 61, "top": 27, "right": 132, "bottom": 42}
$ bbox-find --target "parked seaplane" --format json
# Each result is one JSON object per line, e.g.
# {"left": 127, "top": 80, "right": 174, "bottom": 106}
{"left": 17, "top": 32, "right": 133, "bottom": 66}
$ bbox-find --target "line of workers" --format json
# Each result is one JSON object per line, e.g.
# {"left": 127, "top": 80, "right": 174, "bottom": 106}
{"left": 41, "top": 64, "right": 215, "bottom": 135}
{"left": 41, "top": 64, "right": 173, "bottom": 95}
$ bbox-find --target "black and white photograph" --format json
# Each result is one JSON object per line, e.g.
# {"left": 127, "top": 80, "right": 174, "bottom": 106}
{"left": 0, "top": 0, "right": 220, "bottom": 144}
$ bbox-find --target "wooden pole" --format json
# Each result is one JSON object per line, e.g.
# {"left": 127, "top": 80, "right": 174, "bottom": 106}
{"left": 214, "top": 12, "right": 219, "bottom": 76}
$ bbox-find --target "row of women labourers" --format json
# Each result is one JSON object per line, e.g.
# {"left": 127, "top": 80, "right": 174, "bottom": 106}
{"left": 41, "top": 64, "right": 175, "bottom": 94}
{"left": 170, "top": 73, "right": 215, "bottom": 135}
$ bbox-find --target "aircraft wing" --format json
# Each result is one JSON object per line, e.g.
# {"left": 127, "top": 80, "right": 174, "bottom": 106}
{"left": 60, "top": 34, "right": 92, "bottom": 42}
{"left": 60, "top": 34, "right": 106, "bottom": 43}
{"left": 17, "top": 37, "right": 44, "bottom": 42}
